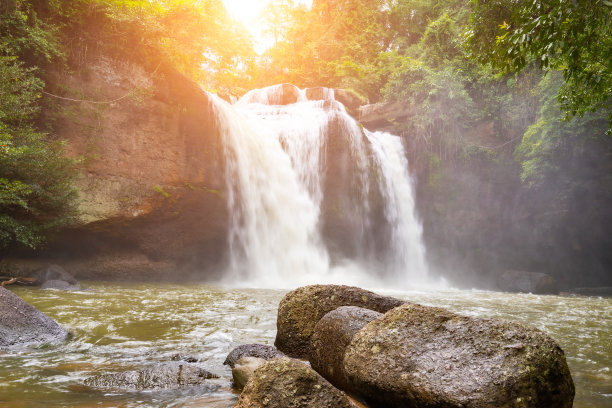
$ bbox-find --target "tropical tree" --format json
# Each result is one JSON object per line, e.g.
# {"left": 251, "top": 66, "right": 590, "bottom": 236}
{"left": 467, "top": 0, "right": 612, "bottom": 130}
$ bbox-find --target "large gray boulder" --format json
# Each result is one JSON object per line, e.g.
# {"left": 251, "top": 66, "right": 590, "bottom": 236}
{"left": 497, "top": 270, "right": 558, "bottom": 295}
{"left": 344, "top": 303, "right": 575, "bottom": 408}
{"left": 0, "top": 287, "right": 69, "bottom": 348}
{"left": 84, "top": 362, "right": 218, "bottom": 391}
{"left": 275, "top": 284, "right": 405, "bottom": 358}
{"left": 224, "top": 343, "right": 285, "bottom": 368}
{"left": 234, "top": 358, "right": 354, "bottom": 408}
{"left": 309, "top": 306, "right": 382, "bottom": 393}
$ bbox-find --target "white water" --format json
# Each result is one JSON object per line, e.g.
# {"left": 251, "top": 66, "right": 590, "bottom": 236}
{"left": 212, "top": 84, "right": 430, "bottom": 289}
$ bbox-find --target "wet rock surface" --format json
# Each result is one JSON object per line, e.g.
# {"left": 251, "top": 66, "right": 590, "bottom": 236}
{"left": 344, "top": 303, "right": 575, "bottom": 408}
{"left": 0, "top": 287, "right": 69, "bottom": 348}
{"left": 223, "top": 344, "right": 285, "bottom": 368}
{"left": 234, "top": 358, "right": 354, "bottom": 408}
{"left": 334, "top": 89, "right": 366, "bottom": 111}
{"left": 231, "top": 357, "right": 266, "bottom": 390}
{"left": 309, "top": 306, "right": 382, "bottom": 393}
{"left": 83, "top": 362, "right": 219, "bottom": 391}
{"left": 275, "top": 284, "right": 405, "bottom": 358}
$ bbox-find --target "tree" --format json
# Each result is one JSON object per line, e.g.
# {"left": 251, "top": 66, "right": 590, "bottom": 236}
{"left": 467, "top": 0, "right": 612, "bottom": 131}
{"left": 0, "top": 56, "right": 77, "bottom": 249}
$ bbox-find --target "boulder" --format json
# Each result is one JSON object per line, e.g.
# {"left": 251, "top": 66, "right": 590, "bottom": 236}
{"left": 35, "top": 264, "right": 78, "bottom": 285}
{"left": 305, "top": 87, "right": 334, "bottom": 101}
{"left": 275, "top": 284, "right": 405, "bottom": 358}
{"left": 0, "top": 287, "right": 69, "bottom": 348}
{"left": 242, "top": 83, "right": 301, "bottom": 105}
{"left": 232, "top": 357, "right": 266, "bottom": 389}
{"left": 344, "top": 303, "right": 575, "bottom": 408}
{"left": 273, "top": 83, "right": 301, "bottom": 105}
{"left": 224, "top": 344, "right": 285, "bottom": 368}
{"left": 333, "top": 89, "right": 367, "bottom": 111}
{"left": 84, "top": 362, "right": 219, "bottom": 391}
{"left": 309, "top": 306, "right": 382, "bottom": 393}
{"left": 358, "top": 101, "right": 410, "bottom": 132}
{"left": 498, "top": 270, "right": 558, "bottom": 295}
{"left": 234, "top": 358, "right": 354, "bottom": 408}
{"left": 40, "top": 280, "right": 81, "bottom": 291}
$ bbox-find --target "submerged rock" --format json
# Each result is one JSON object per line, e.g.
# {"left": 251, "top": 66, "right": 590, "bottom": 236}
{"left": 40, "top": 280, "right": 81, "bottom": 291}
{"left": 309, "top": 306, "right": 382, "bottom": 393}
{"left": 83, "top": 362, "right": 219, "bottom": 391}
{"left": 498, "top": 270, "right": 558, "bottom": 295}
{"left": 234, "top": 358, "right": 354, "bottom": 408}
{"left": 0, "top": 287, "right": 69, "bottom": 348}
{"left": 232, "top": 357, "right": 266, "bottom": 389}
{"left": 275, "top": 284, "right": 405, "bottom": 358}
{"left": 344, "top": 303, "right": 575, "bottom": 408}
{"left": 170, "top": 353, "right": 199, "bottom": 363}
{"left": 224, "top": 343, "right": 285, "bottom": 368}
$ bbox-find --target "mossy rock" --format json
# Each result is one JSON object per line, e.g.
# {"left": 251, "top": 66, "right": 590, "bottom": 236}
{"left": 344, "top": 303, "right": 575, "bottom": 408}
{"left": 234, "top": 358, "right": 354, "bottom": 408}
{"left": 274, "top": 284, "right": 405, "bottom": 359}
{"left": 309, "top": 306, "right": 382, "bottom": 393}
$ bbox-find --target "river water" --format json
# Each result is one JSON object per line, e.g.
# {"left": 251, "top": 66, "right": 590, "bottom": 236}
{"left": 0, "top": 283, "right": 610, "bottom": 407}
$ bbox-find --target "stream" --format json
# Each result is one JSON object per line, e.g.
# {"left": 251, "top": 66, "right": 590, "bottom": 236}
{"left": 0, "top": 283, "right": 610, "bottom": 407}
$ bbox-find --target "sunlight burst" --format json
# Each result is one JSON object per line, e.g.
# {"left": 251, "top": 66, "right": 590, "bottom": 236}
{"left": 223, "top": 0, "right": 311, "bottom": 53}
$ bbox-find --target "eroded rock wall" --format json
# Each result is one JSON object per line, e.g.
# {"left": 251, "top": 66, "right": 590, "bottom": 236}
{"left": 13, "top": 54, "right": 228, "bottom": 280}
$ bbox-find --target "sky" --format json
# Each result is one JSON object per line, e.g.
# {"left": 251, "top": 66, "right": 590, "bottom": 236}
{"left": 222, "top": 0, "right": 312, "bottom": 53}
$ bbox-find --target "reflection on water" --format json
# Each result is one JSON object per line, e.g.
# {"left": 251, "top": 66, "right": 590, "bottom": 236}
{"left": 0, "top": 283, "right": 610, "bottom": 407}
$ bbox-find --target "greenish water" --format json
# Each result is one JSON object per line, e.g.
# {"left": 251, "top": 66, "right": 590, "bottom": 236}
{"left": 0, "top": 283, "right": 610, "bottom": 407}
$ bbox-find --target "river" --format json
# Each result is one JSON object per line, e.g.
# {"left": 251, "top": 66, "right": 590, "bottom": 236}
{"left": 0, "top": 283, "right": 610, "bottom": 407}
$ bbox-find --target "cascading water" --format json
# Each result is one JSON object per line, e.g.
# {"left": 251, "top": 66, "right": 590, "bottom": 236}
{"left": 212, "top": 84, "right": 429, "bottom": 288}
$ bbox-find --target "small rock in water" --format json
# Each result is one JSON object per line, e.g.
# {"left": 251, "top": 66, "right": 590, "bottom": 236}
{"left": 232, "top": 357, "right": 266, "bottom": 389}
{"left": 224, "top": 344, "right": 285, "bottom": 368}
{"left": 234, "top": 358, "right": 354, "bottom": 408}
{"left": 171, "top": 353, "right": 199, "bottom": 363}
{"left": 84, "top": 362, "right": 219, "bottom": 391}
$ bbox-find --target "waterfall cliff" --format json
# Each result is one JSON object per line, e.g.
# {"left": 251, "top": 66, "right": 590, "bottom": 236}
{"left": 213, "top": 84, "right": 428, "bottom": 288}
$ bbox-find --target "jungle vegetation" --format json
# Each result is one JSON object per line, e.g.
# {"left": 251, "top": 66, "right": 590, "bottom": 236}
{"left": 0, "top": 0, "right": 610, "bottom": 284}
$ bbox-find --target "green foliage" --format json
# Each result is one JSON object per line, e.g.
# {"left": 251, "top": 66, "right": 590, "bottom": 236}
{"left": 0, "top": 0, "right": 62, "bottom": 63}
{"left": 517, "top": 73, "right": 610, "bottom": 187}
{"left": 467, "top": 0, "right": 612, "bottom": 130}
{"left": 0, "top": 56, "right": 77, "bottom": 249}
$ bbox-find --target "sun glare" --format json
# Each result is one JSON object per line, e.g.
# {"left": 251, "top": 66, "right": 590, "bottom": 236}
{"left": 223, "top": 0, "right": 312, "bottom": 54}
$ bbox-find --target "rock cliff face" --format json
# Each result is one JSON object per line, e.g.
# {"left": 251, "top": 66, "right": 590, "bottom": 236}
{"left": 16, "top": 55, "right": 229, "bottom": 280}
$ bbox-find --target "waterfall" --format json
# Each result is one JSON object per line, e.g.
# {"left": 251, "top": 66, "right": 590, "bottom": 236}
{"left": 211, "top": 85, "right": 429, "bottom": 289}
